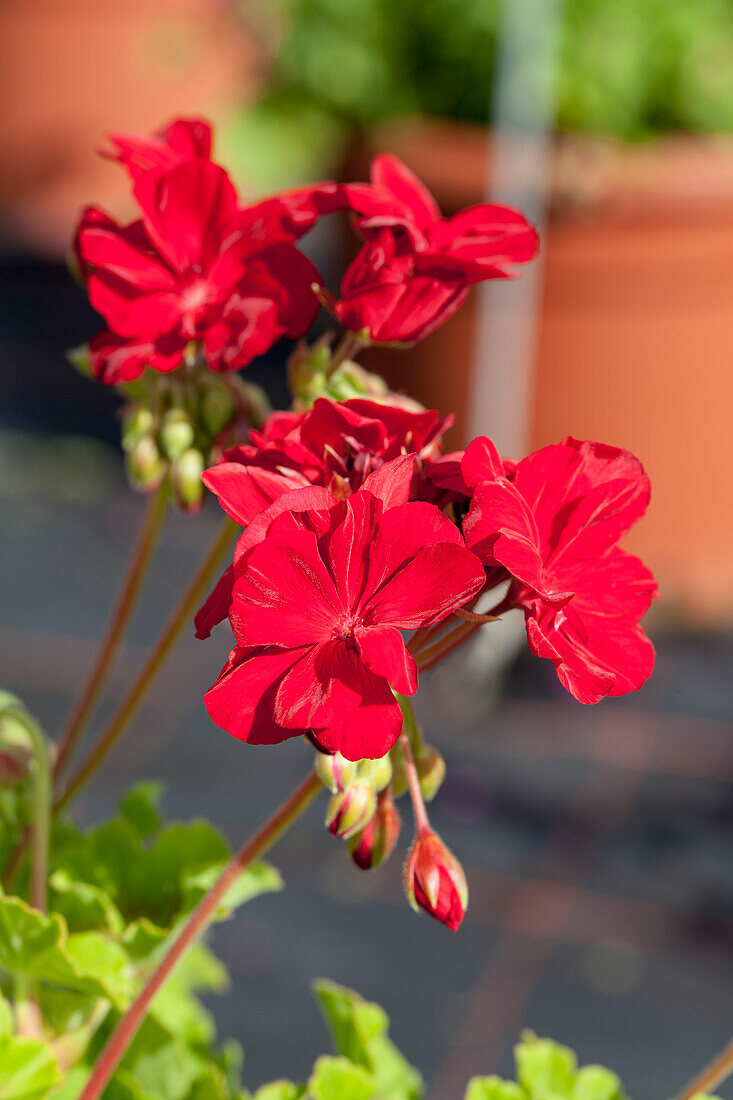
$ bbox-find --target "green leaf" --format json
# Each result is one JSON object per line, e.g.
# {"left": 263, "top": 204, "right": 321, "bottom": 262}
{"left": 119, "top": 784, "right": 164, "bottom": 842}
{"left": 49, "top": 870, "right": 125, "bottom": 935}
{"left": 253, "top": 1083, "right": 306, "bottom": 1100}
{"left": 465, "top": 1077, "right": 526, "bottom": 1100}
{"left": 180, "top": 861, "right": 284, "bottom": 920}
{"left": 312, "top": 981, "right": 422, "bottom": 1100}
{"left": 122, "top": 919, "right": 168, "bottom": 962}
{"left": 0, "top": 993, "right": 13, "bottom": 1037}
{"left": 307, "top": 1056, "right": 375, "bottom": 1100}
{"left": 515, "top": 1034, "right": 577, "bottom": 1099}
{"left": 0, "top": 894, "right": 129, "bottom": 1005}
{"left": 148, "top": 944, "right": 228, "bottom": 1046}
{"left": 122, "top": 1017, "right": 206, "bottom": 1100}
{"left": 65, "top": 931, "right": 133, "bottom": 1004}
{"left": 0, "top": 1035, "right": 61, "bottom": 1100}
{"left": 571, "top": 1066, "right": 624, "bottom": 1100}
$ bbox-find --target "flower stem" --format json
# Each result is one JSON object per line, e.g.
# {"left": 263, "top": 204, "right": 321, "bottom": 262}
{"left": 327, "top": 332, "right": 363, "bottom": 376}
{"left": 54, "top": 516, "right": 237, "bottom": 815}
{"left": 77, "top": 770, "right": 322, "bottom": 1100}
{"left": 677, "top": 1039, "right": 733, "bottom": 1100}
{"left": 396, "top": 697, "right": 431, "bottom": 836}
{"left": 11, "top": 708, "right": 51, "bottom": 912}
{"left": 54, "top": 488, "right": 168, "bottom": 784}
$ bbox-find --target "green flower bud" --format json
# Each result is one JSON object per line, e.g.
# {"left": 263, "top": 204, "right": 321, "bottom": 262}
{"left": 325, "top": 781, "right": 376, "bottom": 840}
{"left": 358, "top": 754, "right": 393, "bottom": 792}
{"left": 122, "top": 406, "right": 156, "bottom": 452}
{"left": 66, "top": 343, "right": 93, "bottom": 378}
{"left": 314, "top": 751, "right": 358, "bottom": 794}
{"left": 160, "top": 407, "right": 195, "bottom": 461}
{"left": 126, "top": 434, "right": 167, "bottom": 491}
{"left": 416, "top": 744, "right": 446, "bottom": 803}
{"left": 170, "top": 448, "right": 205, "bottom": 513}
{"left": 200, "top": 379, "right": 236, "bottom": 438}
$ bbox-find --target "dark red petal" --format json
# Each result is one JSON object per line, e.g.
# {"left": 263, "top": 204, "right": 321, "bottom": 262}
{"left": 87, "top": 275, "right": 181, "bottom": 340}
{"left": 232, "top": 485, "right": 337, "bottom": 564}
{"left": 195, "top": 565, "right": 235, "bottom": 640}
{"left": 360, "top": 454, "right": 417, "bottom": 508}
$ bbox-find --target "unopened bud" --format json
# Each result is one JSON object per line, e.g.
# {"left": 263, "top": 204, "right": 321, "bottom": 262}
{"left": 66, "top": 343, "right": 93, "bottom": 378}
{"left": 170, "top": 448, "right": 205, "bottom": 512}
{"left": 416, "top": 745, "right": 445, "bottom": 803}
{"left": 358, "top": 754, "right": 393, "bottom": 792}
{"left": 0, "top": 709, "right": 34, "bottom": 786}
{"left": 314, "top": 751, "right": 358, "bottom": 793}
{"left": 126, "top": 434, "right": 167, "bottom": 491}
{"left": 349, "top": 791, "right": 401, "bottom": 870}
{"left": 404, "top": 830, "right": 468, "bottom": 931}
{"left": 122, "top": 406, "right": 155, "bottom": 452}
{"left": 325, "top": 781, "right": 376, "bottom": 840}
{"left": 160, "top": 407, "right": 195, "bottom": 461}
{"left": 237, "top": 381, "right": 271, "bottom": 431}
{"left": 200, "top": 379, "right": 237, "bottom": 438}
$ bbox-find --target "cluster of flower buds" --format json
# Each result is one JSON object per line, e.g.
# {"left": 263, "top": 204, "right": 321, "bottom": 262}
{"left": 316, "top": 751, "right": 401, "bottom": 871}
{"left": 116, "top": 359, "right": 269, "bottom": 511}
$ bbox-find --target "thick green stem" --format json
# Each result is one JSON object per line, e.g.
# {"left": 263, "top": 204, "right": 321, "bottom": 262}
{"left": 677, "top": 1040, "right": 733, "bottom": 1100}
{"left": 54, "top": 487, "right": 168, "bottom": 784}
{"left": 77, "top": 770, "right": 322, "bottom": 1100}
{"left": 54, "top": 516, "right": 237, "bottom": 814}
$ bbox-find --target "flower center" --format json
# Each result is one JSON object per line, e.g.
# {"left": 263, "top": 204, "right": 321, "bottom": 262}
{"left": 335, "top": 613, "right": 363, "bottom": 640}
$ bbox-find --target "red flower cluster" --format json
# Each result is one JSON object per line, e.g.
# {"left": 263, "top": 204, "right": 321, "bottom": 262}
{"left": 460, "top": 435, "right": 657, "bottom": 703}
{"left": 74, "top": 118, "right": 320, "bottom": 383}
{"left": 73, "top": 116, "right": 538, "bottom": 382}
{"left": 201, "top": 415, "right": 657, "bottom": 757}
{"left": 195, "top": 397, "right": 453, "bottom": 638}
{"left": 204, "top": 458, "right": 484, "bottom": 760}
{"left": 334, "top": 155, "right": 539, "bottom": 343}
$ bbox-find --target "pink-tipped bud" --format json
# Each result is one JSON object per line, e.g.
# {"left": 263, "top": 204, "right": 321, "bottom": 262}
{"left": 325, "top": 781, "right": 376, "bottom": 840}
{"left": 314, "top": 750, "right": 358, "bottom": 793}
{"left": 404, "top": 831, "right": 468, "bottom": 932}
{"left": 349, "top": 791, "right": 401, "bottom": 871}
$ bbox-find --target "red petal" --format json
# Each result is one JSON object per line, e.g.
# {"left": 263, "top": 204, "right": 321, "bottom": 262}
{"left": 464, "top": 479, "right": 545, "bottom": 592}
{"left": 363, "top": 500, "right": 463, "bottom": 600}
{"left": 274, "top": 641, "right": 367, "bottom": 730}
{"left": 356, "top": 625, "right": 417, "bottom": 695}
{"left": 204, "top": 646, "right": 305, "bottom": 745}
{"left": 461, "top": 436, "right": 504, "bottom": 488}
{"left": 364, "top": 541, "right": 484, "bottom": 630}
{"left": 360, "top": 454, "right": 417, "bottom": 508}
{"left": 202, "top": 461, "right": 307, "bottom": 526}
{"left": 314, "top": 692, "right": 404, "bottom": 761}
{"left": 134, "top": 159, "right": 238, "bottom": 273}
{"left": 194, "top": 565, "right": 235, "bottom": 640}
{"left": 230, "top": 527, "right": 342, "bottom": 648}
{"left": 370, "top": 154, "right": 441, "bottom": 230}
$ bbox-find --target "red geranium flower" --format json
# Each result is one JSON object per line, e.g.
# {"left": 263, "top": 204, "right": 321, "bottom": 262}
{"left": 331, "top": 154, "right": 538, "bottom": 343}
{"left": 75, "top": 156, "right": 320, "bottom": 383}
{"left": 462, "top": 436, "right": 658, "bottom": 704}
{"left": 195, "top": 399, "right": 453, "bottom": 638}
{"left": 204, "top": 458, "right": 485, "bottom": 760}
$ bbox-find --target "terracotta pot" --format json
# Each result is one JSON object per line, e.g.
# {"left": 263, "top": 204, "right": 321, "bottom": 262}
{"left": 350, "top": 119, "right": 733, "bottom": 624}
{"left": 0, "top": 0, "right": 258, "bottom": 255}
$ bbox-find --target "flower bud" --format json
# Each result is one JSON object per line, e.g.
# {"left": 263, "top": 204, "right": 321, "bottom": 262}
{"left": 325, "top": 781, "right": 376, "bottom": 840}
{"left": 160, "top": 407, "right": 195, "bottom": 461}
{"left": 404, "top": 831, "right": 468, "bottom": 931}
{"left": 200, "top": 379, "right": 237, "bottom": 438}
{"left": 237, "top": 381, "right": 271, "bottom": 431}
{"left": 170, "top": 448, "right": 205, "bottom": 513}
{"left": 0, "top": 710, "right": 34, "bottom": 785}
{"left": 126, "top": 434, "right": 167, "bottom": 491}
{"left": 122, "top": 405, "right": 156, "bottom": 452}
{"left": 358, "top": 754, "right": 393, "bottom": 792}
{"left": 416, "top": 745, "right": 446, "bottom": 803}
{"left": 389, "top": 745, "right": 408, "bottom": 799}
{"left": 314, "top": 751, "right": 358, "bottom": 794}
{"left": 349, "top": 791, "right": 401, "bottom": 870}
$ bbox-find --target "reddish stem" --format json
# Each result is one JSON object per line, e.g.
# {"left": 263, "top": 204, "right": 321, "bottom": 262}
{"left": 54, "top": 488, "right": 168, "bottom": 783}
{"left": 77, "top": 771, "right": 322, "bottom": 1100}
{"left": 676, "top": 1039, "right": 733, "bottom": 1100}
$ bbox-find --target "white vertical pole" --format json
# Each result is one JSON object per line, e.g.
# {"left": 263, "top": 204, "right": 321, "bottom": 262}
{"left": 467, "top": 0, "right": 563, "bottom": 458}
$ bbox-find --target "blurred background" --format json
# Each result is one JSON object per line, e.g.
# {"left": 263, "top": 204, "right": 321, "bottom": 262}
{"left": 1, "top": 0, "right": 732, "bottom": 1095}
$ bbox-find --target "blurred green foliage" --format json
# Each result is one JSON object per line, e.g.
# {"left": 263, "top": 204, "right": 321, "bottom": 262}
{"left": 227, "top": 0, "right": 733, "bottom": 188}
